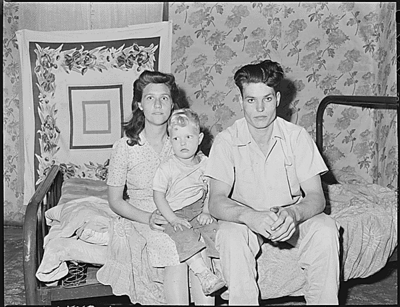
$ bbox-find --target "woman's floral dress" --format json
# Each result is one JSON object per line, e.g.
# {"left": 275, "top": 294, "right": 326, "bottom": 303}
{"left": 107, "top": 132, "right": 180, "bottom": 267}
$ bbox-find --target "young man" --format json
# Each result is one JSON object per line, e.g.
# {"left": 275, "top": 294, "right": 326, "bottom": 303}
{"left": 205, "top": 60, "right": 340, "bottom": 305}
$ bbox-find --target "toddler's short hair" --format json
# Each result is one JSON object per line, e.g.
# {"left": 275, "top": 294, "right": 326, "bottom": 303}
{"left": 168, "top": 108, "right": 201, "bottom": 135}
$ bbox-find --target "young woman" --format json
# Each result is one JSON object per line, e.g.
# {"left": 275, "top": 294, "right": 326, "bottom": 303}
{"left": 107, "top": 70, "right": 214, "bottom": 305}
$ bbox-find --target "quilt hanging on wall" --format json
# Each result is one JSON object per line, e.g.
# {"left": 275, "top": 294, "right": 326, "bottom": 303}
{"left": 17, "top": 21, "right": 172, "bottom": 205}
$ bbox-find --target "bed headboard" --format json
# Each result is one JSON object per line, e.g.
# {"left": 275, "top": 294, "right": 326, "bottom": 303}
{"left": 316, "top": 95, "right": 398, "bottom": 151}
{"left": 315, "top": 95, "right": 398, "bottom": 186}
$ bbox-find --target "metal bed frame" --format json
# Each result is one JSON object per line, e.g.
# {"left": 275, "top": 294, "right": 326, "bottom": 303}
{"left": 316, "top": 95, "right": 398, "bottom": 184}
{"left": 23, "top": 165, "right": 115, "bottom": 305}
{"left": 316, "top": 95, "right": 398, "bottom": 151}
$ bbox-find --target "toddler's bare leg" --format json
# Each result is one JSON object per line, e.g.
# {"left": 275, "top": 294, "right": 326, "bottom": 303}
{"left": 189, "top": 250, "right": 215, "bottom": 305}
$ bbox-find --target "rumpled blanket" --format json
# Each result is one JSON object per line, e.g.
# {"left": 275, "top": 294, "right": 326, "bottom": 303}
{"left": 36, "top": 197, "right": 116, "bottom": 282}
{"left": 44, "top": 196, "right": 117, "bottom": 245}
{"left": 325, "top": 183, "right": 397, "bottom": 280}
{"left": 37, "top": 196, "right": 167, "bottom": 305}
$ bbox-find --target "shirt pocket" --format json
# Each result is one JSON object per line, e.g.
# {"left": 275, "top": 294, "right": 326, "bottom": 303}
{"left": 234, "top": 163, "right": 260, "bottom": 205}
{"left": 284, "top": 160, "right": 301, "bottom": 198}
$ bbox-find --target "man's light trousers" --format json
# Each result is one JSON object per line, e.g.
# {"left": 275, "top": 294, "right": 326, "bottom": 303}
{"left": 215, "top": 213, "right": 340, "bottom": 305}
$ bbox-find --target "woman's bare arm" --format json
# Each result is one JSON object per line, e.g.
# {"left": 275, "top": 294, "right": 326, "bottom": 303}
{"left": 108, "top": 185, "right": 167, "bottom": 231}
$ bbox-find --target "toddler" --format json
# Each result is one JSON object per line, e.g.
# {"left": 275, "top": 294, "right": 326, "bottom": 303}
{"left": 153, "top": 108, "right": 225, "bottom": 296}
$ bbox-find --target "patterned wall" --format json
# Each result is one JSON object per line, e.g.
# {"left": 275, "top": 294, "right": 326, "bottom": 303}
{"left": 4, "top": 2, "right": 23, "bottom": 224}
{"left": 169, "top": 2, "right": 397, "bottom": 186}
{"left": 3, "top": 2, "right": 397, "bottom": 224}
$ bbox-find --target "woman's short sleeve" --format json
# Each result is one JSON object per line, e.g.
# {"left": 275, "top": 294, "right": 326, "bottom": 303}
{"left": 107, "top": 138, "right": 128, "bottom": 187}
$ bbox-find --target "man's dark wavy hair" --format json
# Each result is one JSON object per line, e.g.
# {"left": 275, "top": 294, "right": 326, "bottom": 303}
{"left": 123, "top": 70, "right": 181, "bottom": 146}
{"left": 234, "top": 59, "right": 284, "bottom": 96}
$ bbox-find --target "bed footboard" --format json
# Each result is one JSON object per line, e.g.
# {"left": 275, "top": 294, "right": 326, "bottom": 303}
{"left": 23, "top": 165, "right": 63, "bottom": 305}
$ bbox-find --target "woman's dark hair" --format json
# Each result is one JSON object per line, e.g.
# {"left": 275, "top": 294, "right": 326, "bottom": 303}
{"left": 234, "top": 59, "right": 284, "bottom": 96}
{"left": 123, "top": 70, "right": 181, "bottom": 146}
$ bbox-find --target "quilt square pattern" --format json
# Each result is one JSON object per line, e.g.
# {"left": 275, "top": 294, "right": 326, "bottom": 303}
{"left": 17, "top": 22, "right": 172, "bottom": 204}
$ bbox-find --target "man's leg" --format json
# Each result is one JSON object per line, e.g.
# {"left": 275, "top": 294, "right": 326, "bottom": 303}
{"left": 288, "top": 213, "right": 340, "bottom": 305}
{"left": 215, "top": 221, "right": 261, "bottom": 305}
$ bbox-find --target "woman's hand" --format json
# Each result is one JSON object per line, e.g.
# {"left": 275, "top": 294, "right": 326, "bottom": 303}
{"left": 149, "top": 209, "right": 169, "bottom": 231}
{"left": 197, "top": 212, "right": 214, "bottom": 226}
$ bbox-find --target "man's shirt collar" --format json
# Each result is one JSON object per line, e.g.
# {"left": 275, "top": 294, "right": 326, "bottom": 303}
{"left": 232, "top": 117, "right": 285, "bottom": 146}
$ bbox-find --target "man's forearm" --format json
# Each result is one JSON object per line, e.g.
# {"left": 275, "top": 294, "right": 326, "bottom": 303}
{"left": 289, "top": 191, "right": 325, "bottom": 224}
{"left": 209, "top": 194, "right": 255, "bottom": 225}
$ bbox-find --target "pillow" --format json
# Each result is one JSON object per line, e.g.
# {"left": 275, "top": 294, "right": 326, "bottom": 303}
{"left": 330, "top": 167, "right": 370, "bottom": 185}
{"left": 58, "top": 177, "right": 108, "bottom": 207}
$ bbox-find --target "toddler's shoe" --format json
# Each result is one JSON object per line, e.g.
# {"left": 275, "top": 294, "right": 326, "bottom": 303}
{"left": 195, "top": 269, "right": 226, "bottom": 296}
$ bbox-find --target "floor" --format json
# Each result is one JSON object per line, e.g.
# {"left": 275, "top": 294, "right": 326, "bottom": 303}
{"left": 4, "top": 225, "right": 398, "bottom": 306}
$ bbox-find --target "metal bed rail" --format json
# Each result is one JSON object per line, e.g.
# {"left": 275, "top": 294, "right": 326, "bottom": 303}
{"left": 316, "top": 95, "right": 398, "bottom": 153}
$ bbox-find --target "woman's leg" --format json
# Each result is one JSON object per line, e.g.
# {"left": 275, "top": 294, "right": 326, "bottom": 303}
{"left": 164, "top": 263, "right": 189, "bottom": 305}
{"left": 189, "top": 250, "right": 215, "bottom": 305}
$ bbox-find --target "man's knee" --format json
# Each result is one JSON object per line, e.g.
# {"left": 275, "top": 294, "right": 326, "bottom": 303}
{"left": 216, "top": 221, "right": 251, "bottom": 250}
{"left": 307, "top": 214, "right": 339, "bottom": 245}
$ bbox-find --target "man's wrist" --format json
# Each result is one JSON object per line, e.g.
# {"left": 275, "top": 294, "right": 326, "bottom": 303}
{"left": 288, "top": 204, "right": 301, "bottom": 223}
{"left": 237, "top": 207, "right": 254, "bottom": 225}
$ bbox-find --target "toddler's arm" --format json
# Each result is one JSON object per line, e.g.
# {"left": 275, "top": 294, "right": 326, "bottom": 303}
{"left": 153, "top": 190, "right": 192, "bottom": 231}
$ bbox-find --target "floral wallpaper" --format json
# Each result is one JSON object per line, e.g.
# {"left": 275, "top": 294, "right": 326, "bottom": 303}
{"left": 3, "top": 2, "right": 397, "bottom": 224}
{"left": 169, "top": 2, "right": 397, "bottom": 188}
{"left": 3, "top": 1, "right": 24, "bottom": 224}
